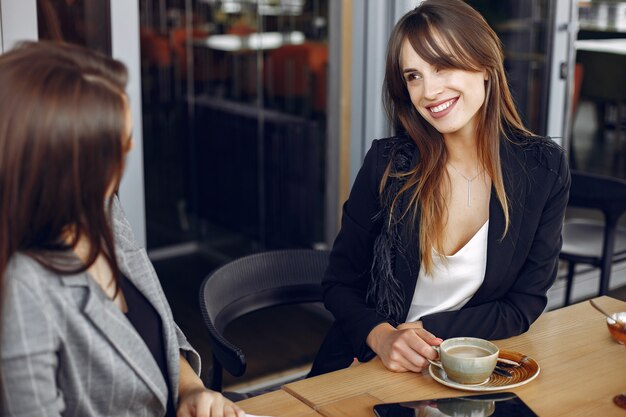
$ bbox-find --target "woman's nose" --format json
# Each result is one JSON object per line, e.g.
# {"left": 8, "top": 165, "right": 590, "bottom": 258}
{"left": 422, "top": 73, "right": 443, "bottom": 100}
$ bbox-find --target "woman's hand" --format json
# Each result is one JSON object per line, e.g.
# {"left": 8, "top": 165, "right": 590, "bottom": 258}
{"left": 366, "top": 322, "right": 442, "bottom": 373}
{"left": 397, "top": 321, "right": 424, "bottom": 331}
{"left": 177, "top": 388, "right": 245, "bottom": 417}
{"left": 178, "top": 354, "right": 245, "bottom": 417}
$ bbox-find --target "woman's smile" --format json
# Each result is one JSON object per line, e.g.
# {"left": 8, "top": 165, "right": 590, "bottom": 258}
{"left": 426, "top": 97, "right": 459, "bottom": 118}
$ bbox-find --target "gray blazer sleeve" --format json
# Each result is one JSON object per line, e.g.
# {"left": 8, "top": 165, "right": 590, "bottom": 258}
{"left": 175, "top": 325, "right": 201, "bottom": 373}
{"left": 1, "top": 260, "right": 63, "bottom": 417}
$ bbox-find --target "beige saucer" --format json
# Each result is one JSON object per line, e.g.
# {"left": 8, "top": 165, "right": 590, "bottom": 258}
{"left": 429, "top": 350, "right": 540, "bottom": 392}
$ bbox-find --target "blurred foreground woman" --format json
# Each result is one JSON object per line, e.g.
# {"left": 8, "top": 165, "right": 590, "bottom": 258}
{"left": 0, "top": 41, "right": 244, "bottom": 417}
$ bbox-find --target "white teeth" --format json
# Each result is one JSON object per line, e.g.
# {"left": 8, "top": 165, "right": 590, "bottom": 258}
{"left": 430, "top": 99, "right": 454, "bottom": 113}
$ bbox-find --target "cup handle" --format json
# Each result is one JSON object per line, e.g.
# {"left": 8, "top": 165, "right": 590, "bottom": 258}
{"left": 427, "top": 346, "right": 443, "bottom": 369}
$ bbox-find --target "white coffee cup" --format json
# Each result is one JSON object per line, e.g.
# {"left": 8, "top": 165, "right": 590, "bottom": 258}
{"left": 428, "top": 337, "right": 499, "bottom": 385}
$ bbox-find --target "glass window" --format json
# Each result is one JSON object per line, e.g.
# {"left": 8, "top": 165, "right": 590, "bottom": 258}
{"left": 37, "top": 0, "right": 112, "bottom": 55}
{"left": 467, "top": 0, "right": 552, "bottom": 135}
{"left": 139, "top": 0, "right": 329, "bottom": 257}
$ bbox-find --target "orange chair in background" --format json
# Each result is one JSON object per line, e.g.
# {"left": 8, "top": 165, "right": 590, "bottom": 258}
{"left": 170, "top": 27, "right": 211, "bottom": 78}
{"left": 264, "top": 42, "right": 328, "bottom": 114}
{"left": 140, "top": 27, "right": 172, "bottom": 68}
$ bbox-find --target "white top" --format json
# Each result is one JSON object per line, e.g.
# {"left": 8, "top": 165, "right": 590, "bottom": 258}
{"left": 405, "top": 220, "right": 489, "bottom": 322}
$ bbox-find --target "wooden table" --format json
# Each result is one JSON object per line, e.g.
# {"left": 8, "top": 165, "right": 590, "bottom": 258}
{"left": 237, "top": 389, "right": 322, "bottom": 416}
{"left": 238, "top": 297, "right": 626, "bottom": 416}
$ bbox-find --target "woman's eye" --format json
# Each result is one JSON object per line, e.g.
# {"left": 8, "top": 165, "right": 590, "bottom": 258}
{"left": 405, "top": 72, "right": 421, "bottom": 82}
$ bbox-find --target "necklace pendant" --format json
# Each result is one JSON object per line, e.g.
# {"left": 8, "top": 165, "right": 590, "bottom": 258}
{"left": 447, "top": 162, "right": 480, "bottom": 208}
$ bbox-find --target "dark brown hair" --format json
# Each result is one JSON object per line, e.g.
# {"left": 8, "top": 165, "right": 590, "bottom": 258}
{"left": 382, "top": 0, "right": 532, "bottom": 272}
{"left": 0, "top": 41, "right": 129, "bottom": 304}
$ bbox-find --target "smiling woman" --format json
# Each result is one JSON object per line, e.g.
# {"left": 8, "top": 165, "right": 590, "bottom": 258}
{"left": 400, "top": 41, "right": 487, "bottom": 140}
{"left": 309, "top": 0, "right": 571, "bottom": 377}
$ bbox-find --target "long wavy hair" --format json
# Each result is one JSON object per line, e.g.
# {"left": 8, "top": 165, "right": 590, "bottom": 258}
{"left": 382, "top": 0, "right": 532, "bottom": 272}
{"left": 0, "top": 41, "right": 129, "bottom": 314}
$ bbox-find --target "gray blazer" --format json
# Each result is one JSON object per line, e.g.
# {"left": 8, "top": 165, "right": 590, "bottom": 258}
{"left": 1, "top": 198, "right": 201, "bottom": 417}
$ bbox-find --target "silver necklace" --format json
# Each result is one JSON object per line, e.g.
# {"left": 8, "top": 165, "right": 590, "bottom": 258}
{"left": 448, "top": 162, "right": 481, "bottom": 207}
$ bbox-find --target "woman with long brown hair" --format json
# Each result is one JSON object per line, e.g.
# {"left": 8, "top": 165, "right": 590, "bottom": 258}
{"left": 310, "top": 0, "right": 570, "bottom": 376}
{"left": 0, "top": 41, "right": 244, "bottom": 417}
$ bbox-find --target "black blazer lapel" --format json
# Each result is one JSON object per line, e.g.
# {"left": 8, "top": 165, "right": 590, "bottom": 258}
{"left": 468, "top": 139, "right": 527, "bottom": 304}
{"left": 398, "top": 148, "right": 422, "bottom": 316}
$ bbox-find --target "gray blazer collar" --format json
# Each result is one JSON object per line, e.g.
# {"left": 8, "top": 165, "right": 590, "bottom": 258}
{"left": 59, "top": 252, "right": 170, "bottom": 413}
{"left": 116, "top": 245, "right": 182, "bottom": 405}
{"left": 112, "top": 199, "right": 182, "bottom": 405}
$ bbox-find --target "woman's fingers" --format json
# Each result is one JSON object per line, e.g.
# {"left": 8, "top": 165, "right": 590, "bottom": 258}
{"left": 176, "top": 389, "right": 246, "bottom": 417}
{"left": 384, "top": 343, "right": 423, "bottom": 373}
{"left": 199, "top": 391, "right": 223, "bottom": 417}
{"left": 384, "top": 328, "right": 438, "bottom": 372}
{"left": 396, "top": 328, "right": 441, "bottom": 363}
{"left": 412, "top": 328, "right": 442, "bottom": 360}
{"left": 416, "top": 327, "right": 442, "bottom": 345}
{"left": 369, "top": 322, "right": 443, "bottom": 373}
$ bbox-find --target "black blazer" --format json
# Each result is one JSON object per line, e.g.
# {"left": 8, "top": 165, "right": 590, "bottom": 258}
{"left": 310, "top": 134, "right": 570, "bottom": 376}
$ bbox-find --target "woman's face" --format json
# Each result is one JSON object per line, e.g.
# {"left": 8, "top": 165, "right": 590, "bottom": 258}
{"left": 400, "top": 38, "right": 487, "bottom": 141}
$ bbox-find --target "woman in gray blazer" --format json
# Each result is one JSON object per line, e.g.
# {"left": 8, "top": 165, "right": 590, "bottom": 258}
{"left": 0, "top": 42, "right": 244, "bottom": 417}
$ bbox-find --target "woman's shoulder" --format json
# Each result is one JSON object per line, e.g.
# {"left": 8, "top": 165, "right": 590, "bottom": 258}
{"left": 2, "top": 254, "right": 63, "bottom": 331}
{"left": 2, "top": 254, "right": 64, "bottom": 357}
{"left": 7, "top": 253, "right": 52, "bottom": 281}
{"left": 5, "top": 253, "right": 60, "bottom": 294}
{"left": 374, "top": 135, "right": 415, "bottom": 156}
{"left": 369, "top": 135, "right": 416, "bottom": 171}
{"left": 505, "top": 132, "right": 567, "bottom": 180}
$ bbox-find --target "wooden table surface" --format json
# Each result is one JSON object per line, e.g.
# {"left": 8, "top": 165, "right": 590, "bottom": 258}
{"left": 238, "top": 296, "right": 626, "bottom": 416}
{"left": 236, "top": 389, "right": 322, "bottom": 417}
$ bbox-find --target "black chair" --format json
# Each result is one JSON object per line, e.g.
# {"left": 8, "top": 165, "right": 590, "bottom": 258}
{"left": 559, "top": 170, "right": 626, "bottom": 305}
{"left": 198, "top": 249, "right": 330, "bottom": 392}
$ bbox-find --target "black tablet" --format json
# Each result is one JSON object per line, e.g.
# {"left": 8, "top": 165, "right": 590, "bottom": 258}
{"left": 373, "top": 392, "right": 538, "bottom": 417}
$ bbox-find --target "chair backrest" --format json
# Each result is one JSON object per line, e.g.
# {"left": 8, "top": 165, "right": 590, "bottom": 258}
{"left": 198, "top": 249, "right": 330, "bottom": 391}
{"left": 568, "top": 170, "right": 626, "bottom": 225}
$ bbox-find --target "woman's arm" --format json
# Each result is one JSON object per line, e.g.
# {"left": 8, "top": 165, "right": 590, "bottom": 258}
{"left": 322, "top": 139, "right": 391, "bottom": 361}
{"left": 1, "top": 273, "right": 62, "bottom": 417}
{"left": 177, "top": 354, "right": 245, "bottom": 417}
